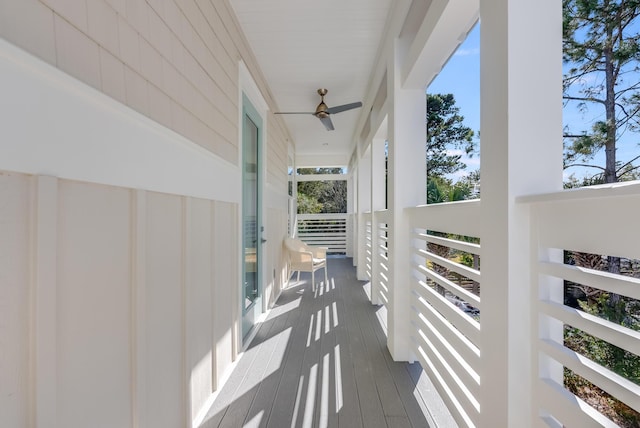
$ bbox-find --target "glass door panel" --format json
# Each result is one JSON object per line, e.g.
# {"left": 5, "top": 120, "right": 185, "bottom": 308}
{"left": 241, "top": 96, "right": 263, "bottom": 339}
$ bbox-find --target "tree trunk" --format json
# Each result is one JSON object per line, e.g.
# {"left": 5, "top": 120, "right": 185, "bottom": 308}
{"left": 472, "top": 254, "right": 480, "bottom": 295}
{"left": 428, "top": 241, "right": 449, "bottom": 296}
{"left": 603, "top": 29, "right": 622, "bottom": 305}
{"left": 604, "top": 29, "right": 617, "bottom": 184}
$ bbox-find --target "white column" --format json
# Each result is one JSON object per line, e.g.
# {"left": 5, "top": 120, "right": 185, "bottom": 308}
{"left": 356, "top": 148, "right": 372, "bottom": 281}
{"left": 346, "top": 173, "right": 354, "bottom": 258}
{"left": 479, "top": 0, "right": 562, "bottom": 426}
{"left": 387, "top": 40, "right": 427, "bottom": 361}
{"left": 370, "top": 137, "right": 387, "bottom": 305}
{"left": 350, "top": 166, "right": 358, "bottom": 265}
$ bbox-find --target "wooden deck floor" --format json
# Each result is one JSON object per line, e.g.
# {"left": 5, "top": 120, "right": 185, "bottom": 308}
{"left": 201, "top": 257, "right": 456, "bottom": 428}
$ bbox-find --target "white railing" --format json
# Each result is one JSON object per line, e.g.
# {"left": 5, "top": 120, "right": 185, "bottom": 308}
{"left": 373, "top": 210, "right": 390, "bottom": 306}
{"left": 407, "top": 200, "right": 482, "bottom": 427}
{"left": 396, "top": 183, "right": 640, "bottom": 427}
{"left": 296, "top": 213, "right": 349, "bottom": 254}
{"left": 521, "top": 183, "right": 640, "bottom": 427}
{"left": 365, "top": 213, "right": 373, "bottom": 278}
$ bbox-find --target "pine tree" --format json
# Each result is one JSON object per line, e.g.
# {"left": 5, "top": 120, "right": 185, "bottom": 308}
{"left": 426, "top": 94, "right": 476, "bottom": 179}
{"left": 563, "top": 0, "right": 640, "bottom": 183}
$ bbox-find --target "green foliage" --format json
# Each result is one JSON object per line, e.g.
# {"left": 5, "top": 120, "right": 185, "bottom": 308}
{"left": 563, "top": 0, "right": 640, "bottom": 184}
{"left": 566, "top": 296, "right": 640, "bottom": 385}
{"left": 564, "top": 367, "right": 640, "bottom": 427}
{"left": 459, "top": 252, "right": 475, "bottom": 268}
{"left": 296, "top": 168, "right": 347, "bottom": 214}
{"left": 563, "top": 254, "right": 640, "bottom": 424}
{"left": 564, "top": 301, "right": 640, "bottom": 426}
{"left": 427, "top": 176, "right": 472, "bottom": 204}
{"left": 426, "top": 94, "right": 476, "bottom": 179}
{"left": 296, "top": 191, "right": 322, "bottom": 214}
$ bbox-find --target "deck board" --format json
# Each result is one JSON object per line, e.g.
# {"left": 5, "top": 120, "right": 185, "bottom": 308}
{"left": 202, "top": 257, "right": 455, "bottom": 428}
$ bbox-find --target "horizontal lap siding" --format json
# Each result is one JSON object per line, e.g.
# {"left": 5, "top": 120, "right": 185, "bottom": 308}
{"left": 0, "top": 0, "right": 290, "bottom": 169}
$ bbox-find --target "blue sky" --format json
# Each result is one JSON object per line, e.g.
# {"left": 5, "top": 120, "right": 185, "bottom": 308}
{"left": 427, "top": 24, "right": 480, "bottom": 181}
{"left": 427, "top": 22, "right": 640, "bottom": 183}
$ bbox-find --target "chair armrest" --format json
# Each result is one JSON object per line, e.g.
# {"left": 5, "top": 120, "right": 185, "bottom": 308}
{"left": 289, "top": 250, "right": 314, "bottom": 264}
{"left": 308, "top": 246, "right": 328, "bottom": 259}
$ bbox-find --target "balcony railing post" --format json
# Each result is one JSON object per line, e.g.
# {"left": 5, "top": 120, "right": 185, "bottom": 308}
{"left": 356, "top": 148, "right": 372, "bottom": 280}
{"left": 370, "top": 211, "right": 380, "bottom": 303}
{"left": 346, "top": 174, "right": 354, "bottom": 258}
{"left": 386, "top": 39, "right": 427, "bottom": 362}
{"left": 479, "top": 0, "right": 563, "bottom": 426}
{"left": 370, "top": 137, "right": 386, "bottom": 305}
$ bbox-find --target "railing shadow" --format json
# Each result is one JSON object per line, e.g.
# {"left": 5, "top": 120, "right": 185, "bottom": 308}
{"left": 201, "top": 258, "right": 434, "bottom": 428}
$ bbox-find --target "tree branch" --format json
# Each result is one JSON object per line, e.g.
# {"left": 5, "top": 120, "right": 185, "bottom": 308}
{"left": 563, "top": 95, "right": 606, "bottom": 105}
{"left": 616, "top": 154, "right": 640, "bottom": 173}
{"left": 563, "top": 134, "right": 590, "bottom": 139}
{"left": 564, "top": 163, "right": 606, "bottom": 171}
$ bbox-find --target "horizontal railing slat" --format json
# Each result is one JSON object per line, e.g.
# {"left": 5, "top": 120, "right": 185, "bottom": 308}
{"left": 412, "top": 279, "right": 480, "bottom": 346}
{"left": 539, "top": 300, "right": 640, "bottom": 356}
{"left": 412, "top": 297, "right": 480, "bottom": 370}
{"left": 539, "top": 339, "right": 640, "bottom": 414}
{"left": 413, "top": 232, "right": 481, "bottom": 256}
{"left": 414, "top": 248, "right": 482, "bottom": 284}
{"left": 411, "top": 310, "right": 481, "bottom": 388}
{"left": 297, "top": 213, "right": 348, "bottom": 254}
{"left": 417, "top": 263, "right": 481, "bottom": 308}
{"left": 413, "top": 334, "right": 480, "bottom": 427}
{"left": 538, "top": 378, "right": 616, "bottom": 428}
{"left": 539, "top": 261, "right": 640, "bottom": 301}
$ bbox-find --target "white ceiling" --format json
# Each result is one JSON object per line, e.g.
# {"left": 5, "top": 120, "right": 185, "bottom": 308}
{"left": 229, "top": 0, "right": 394, "bottom": 166}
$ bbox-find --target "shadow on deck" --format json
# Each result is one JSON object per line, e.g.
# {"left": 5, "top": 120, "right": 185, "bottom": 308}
{"left": 201, "top": 257, "right": 456, "bottom": 428}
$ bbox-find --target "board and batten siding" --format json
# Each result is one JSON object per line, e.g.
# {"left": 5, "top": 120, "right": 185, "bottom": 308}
{"left": 0, "top": 172, "right": 242, "bottom": 427}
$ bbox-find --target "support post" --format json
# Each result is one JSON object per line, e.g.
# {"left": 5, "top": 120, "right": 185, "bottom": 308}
{"left": 356, "top": 148, "right": 371, "bottom": 281}
{"left": 346, "top": 173, "right": 354, "bottom": 258}
{"left": 386, "top": 40, "right": 426, "bottom": 361}
{"left": 370, "top": 137, "right": 387, "bottom": 305}
{"left": 479, "top": 0, "right": 563, "bottom": 426}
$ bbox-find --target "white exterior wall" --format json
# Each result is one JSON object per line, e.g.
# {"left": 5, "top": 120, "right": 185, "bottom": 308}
{"left": 0, "top": 1, "right": 291, "bottom": 426}
{"left": 0, "top": 172, "right": 243, "bottom": 428}
{"left": 1, "top": 0, "right": 239, "bottom": 164}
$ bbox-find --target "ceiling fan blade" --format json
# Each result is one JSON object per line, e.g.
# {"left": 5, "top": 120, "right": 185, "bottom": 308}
{"left": 319, "top": 115, "right": 335, "bottom": 131}
{"left": 274, "top": 112, "right": 316, "bottom": 115}
{"left": 325, "top": 101, "right": 363, "bottom": 115}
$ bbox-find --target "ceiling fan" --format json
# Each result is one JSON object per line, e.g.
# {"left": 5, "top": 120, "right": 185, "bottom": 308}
{"left": 275, "top": 89, "right": 362, "bottom": 131}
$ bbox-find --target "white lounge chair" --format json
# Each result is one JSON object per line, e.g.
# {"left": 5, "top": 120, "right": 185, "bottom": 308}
{"left": 284, "top": 238, "right": 328, "bottom": 291}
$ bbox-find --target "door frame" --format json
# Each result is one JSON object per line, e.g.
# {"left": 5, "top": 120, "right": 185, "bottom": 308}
{"left": 241, "top": 93, "right": 264, "bottom": 339}
{"left": 238, "top": 61, "right": 269, "bottom": 345}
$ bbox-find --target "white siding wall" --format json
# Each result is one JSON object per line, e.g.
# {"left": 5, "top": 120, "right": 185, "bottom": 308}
{"left": 0, "top": 0, "right": 289, "bottom": 183}
{"left": 0, "top": 0, "right": 291, "bottom": 426}
{"left": 0, "top": 0, "right": 241, "bottom": 163}
{"left": 0, "top": 173, "right": 31, "bottom": 428}
{"left": 0, "top": 172, "right": 248, "bottom": 428}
